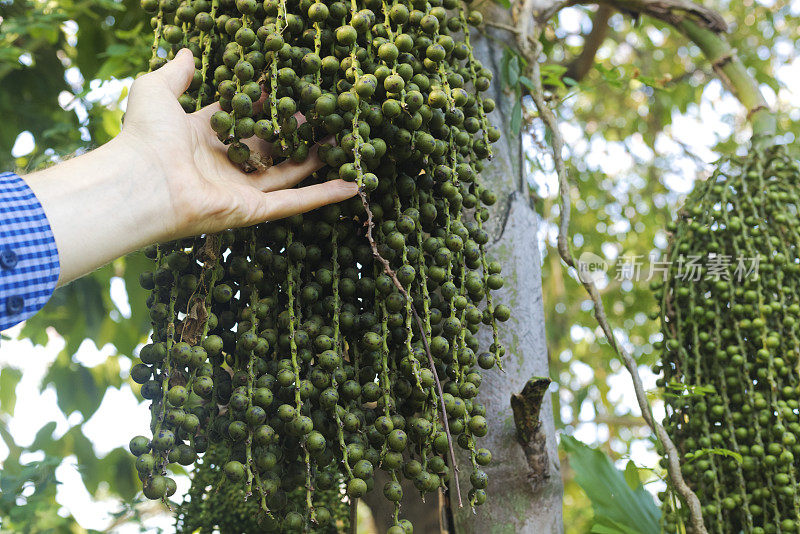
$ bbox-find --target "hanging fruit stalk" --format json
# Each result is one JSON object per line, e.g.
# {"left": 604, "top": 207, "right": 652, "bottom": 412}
{"left": 655, "top": 145, "right": 800, "bottom": 533}
{"left": 625, "top": 11, "right": 793, "bottom": 534}
{"left": 130, "top": 0, "right": 507, "bottom": 529}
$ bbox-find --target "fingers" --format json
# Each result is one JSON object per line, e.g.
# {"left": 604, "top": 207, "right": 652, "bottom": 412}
{"left": 253, "top": 179, "right": 358, "bottom": 223}
{"left": 250, "top": 142, "right": 327, "bottom": 192}
{"left": 190, "top": 103, "right": 332, "bottom": 193}
{"left": 152, "top": 48, "right": 195, "bottom": 97}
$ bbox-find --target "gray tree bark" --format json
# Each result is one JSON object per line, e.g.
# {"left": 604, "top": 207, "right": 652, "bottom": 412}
{"left": 366, "top": 4, "right": 563, "bottom": 533}
{"left": 449, "top": 6, "right": 563, "bottom": 532}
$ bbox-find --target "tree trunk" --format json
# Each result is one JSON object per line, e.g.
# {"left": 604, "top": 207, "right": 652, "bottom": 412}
{"left": 449, "top": 5, "right": 563, "bottom": 533}
{"left": 365, "top": 4, "right": 563, "bottom": 532}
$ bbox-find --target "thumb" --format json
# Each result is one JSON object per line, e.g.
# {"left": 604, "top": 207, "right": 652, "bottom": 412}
{"left": 153, "top": 48, "right": 195, "bottom": 97}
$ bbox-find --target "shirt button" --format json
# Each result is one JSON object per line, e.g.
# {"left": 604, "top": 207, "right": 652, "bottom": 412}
{"left": 0, "top": 249, "right": 17, "bottom": 270}
{"left": 6, "top": 295, "right": 24, "bottom": 314}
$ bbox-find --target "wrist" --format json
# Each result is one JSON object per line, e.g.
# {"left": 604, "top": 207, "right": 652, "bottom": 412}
{"left": 23, "top": 134, "right": 177, "bottom": 285}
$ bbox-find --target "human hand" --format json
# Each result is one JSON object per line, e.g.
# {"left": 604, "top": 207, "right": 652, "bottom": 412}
{"left": 22, "top": 49, "right": 357, "bottom": 286}
{"left": 119, "top": 48, "right": 358, "bottom": 240}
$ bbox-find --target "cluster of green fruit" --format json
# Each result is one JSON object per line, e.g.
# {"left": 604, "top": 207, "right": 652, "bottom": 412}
{"left": 175, "top": 442, "right": 352, "bottom": 532}
{"left": 653, "top": 145, "right": 800, "bottom": 533}
{"left": 129, "top": 0, "right": 506, "bottom": 529}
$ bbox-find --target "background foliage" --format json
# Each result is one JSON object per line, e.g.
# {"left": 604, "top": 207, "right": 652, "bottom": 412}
{"left": 2, "top": 0, "right": 800, "bottom": 532}
{"left": 532, "top": 3, "right": 800, "bottom": 530}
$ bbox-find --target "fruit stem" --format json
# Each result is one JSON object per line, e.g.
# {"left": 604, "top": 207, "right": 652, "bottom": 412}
{"left": 150, "top": 9, "right": 164, "bottom": 63}
{"left": 196, "top": 0, "right": 218, "bottom": 110}
{"left": 330, "top": 222, "right": 355, "bottom": 479}
{"left": 358, "top": 190, "right": 464, "bottom": 508}
{"left": 244, "top": 236, "right": 259, "bottom": 499}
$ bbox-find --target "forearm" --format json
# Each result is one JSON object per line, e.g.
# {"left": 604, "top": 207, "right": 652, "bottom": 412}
{"left": 22, "top": 134, "right": 173, "bottom": 286}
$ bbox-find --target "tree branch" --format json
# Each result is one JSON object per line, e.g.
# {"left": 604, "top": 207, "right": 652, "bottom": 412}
{"left": 564, "top": 6, "right": 613, "bottom": 83}
{"left": 597, "top": 0, "right": 727, "bottom": 32}
{"left": 539, "top": 0, "right": 776, "bottom": 139}
{"left": 483, "top": 19, "right": 521, "bottom": 35}
{"left": 520, "top": 26, "right": 709, "bottom": 534}
{"left": 539, "top": 0, "right": 727, "bottom": 32}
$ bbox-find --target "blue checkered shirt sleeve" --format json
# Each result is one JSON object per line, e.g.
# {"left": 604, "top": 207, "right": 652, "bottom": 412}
{"left": 0, "top": 172, "right": 60, "bottom": 331}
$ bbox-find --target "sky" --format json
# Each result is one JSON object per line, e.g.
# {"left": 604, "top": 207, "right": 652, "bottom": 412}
{"left": 5, "top": 3, "right": 800, "bottom": 532}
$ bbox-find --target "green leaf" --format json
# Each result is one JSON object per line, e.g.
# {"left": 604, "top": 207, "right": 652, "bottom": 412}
{"left": 0, "top": 367, "right": 22, "bottom": 415}
{"left": 121, "top": 252, "right": 156, "bottom": 344}
{"left": 99, "top": 108, "right": 124, "bottom": 142}
{"left": 30, "top": 422, "right": 58, "bottom": 452}
{"left": 508, "top": 55, "right": 520, "bottom": 88}
{"left": 685, "top": 447, "right": 742, "bottom": 464}
{"left": 661, "top": 382, "right": 716, "bottom": 398}
{"left": 500, "top": 47, "right": 527, "bottom": 91}
{"left": 41, "top": 350, "right": 120, "bottom": 419}
{"left": 97, "top": 447, "right": 139, "bottom": 500}
{"left": 500, "top": 47, "right": 513, "bottom": 88}
{"left": 492, "top": 0, "right": 511, "bottom": 8}
{"left": 0, "top": 418, "right": 21, "bottom": 462}
{"left": 593, "top": 63, "right": 625, "bottom": 88}
{"left": 518, "top": 75, "right": 535, "bottom": 91}
{"left": 562, "top": 435, "right": 660, "bottom": 534}
{"left": 540, "top": 63, "right": 567, "bottom": 89}
{"left": 591, "top": 516, "right": 644, "bottom": 534}
{"left": 510, "top": 98, "right": 522, "bottom": 136}
{"left": 59, "top": 426, "right": 103, "bottom": 494}
{"left": 623, "top": 460, "right": 640, "bottom": 491}
{"left": 574, "top": 384, "right": 590, "bottom": 414}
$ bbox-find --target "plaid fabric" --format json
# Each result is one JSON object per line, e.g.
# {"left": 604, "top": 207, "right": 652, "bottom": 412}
{"left": 0, "top": 172, "right": 60, "bottom": 331}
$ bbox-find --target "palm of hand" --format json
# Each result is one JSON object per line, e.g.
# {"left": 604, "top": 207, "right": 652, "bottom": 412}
{"left": 118, "top": 49, "right": 357, "bottom": 239}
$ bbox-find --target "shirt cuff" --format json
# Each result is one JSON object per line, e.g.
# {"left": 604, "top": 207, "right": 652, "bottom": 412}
{"left": 0, "top": 171, "right": 60, "bottom": 331}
